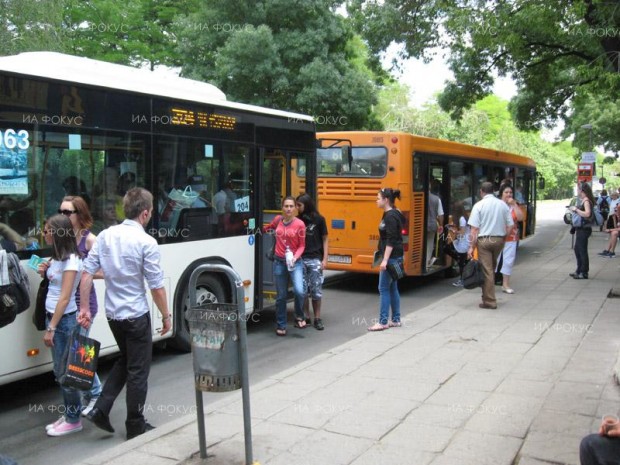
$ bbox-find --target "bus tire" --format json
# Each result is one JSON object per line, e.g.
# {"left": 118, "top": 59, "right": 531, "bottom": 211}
{"left": 170, "top": 273, "right": 227, "bottom": 352}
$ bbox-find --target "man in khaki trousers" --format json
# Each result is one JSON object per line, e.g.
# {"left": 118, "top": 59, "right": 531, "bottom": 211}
{"left": 467, "top": 182, "right": 513, "bottom": 309}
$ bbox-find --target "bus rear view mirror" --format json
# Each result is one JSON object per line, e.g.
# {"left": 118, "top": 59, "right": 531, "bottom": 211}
{"left": 538, "top": 177, "right": 545, "bottom": 189}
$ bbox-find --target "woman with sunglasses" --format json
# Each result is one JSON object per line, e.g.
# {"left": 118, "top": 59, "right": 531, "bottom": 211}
{"left": 368, "top": 187, "right": 405, "bottom": 331}
{"left": 58, "top": 196, "right": 102, "bottom": 416}
{"left": 39, "top": 214, "right": 84, "bottom": 436}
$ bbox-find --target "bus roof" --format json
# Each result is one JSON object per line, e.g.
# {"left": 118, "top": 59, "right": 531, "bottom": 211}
{"left": 318, "top": 131, "right": 536, "bottom": 168}
{"left": 0, "top": 52, "right": 314, "bottom": 122}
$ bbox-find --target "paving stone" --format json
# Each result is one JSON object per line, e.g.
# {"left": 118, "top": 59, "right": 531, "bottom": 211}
{"left": 382, "top": 421, "right": 456, "bottom": 452}
{"left": 519, "top": 431, "right": 582, "bottom": 465}
{"left": 349, "top": 443, "right": 436, "bottom": 465}
{"left": 439, "top": 430, "right": 522, "bottom": 465}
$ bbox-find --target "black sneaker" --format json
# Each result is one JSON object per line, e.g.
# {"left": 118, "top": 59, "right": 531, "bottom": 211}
{"left": 599, "top": 250, "right": 610, "bottom": 256}
{"left": 607, "top": 252, "right": 616, "bottom": 258}
{"left": 313, "top": 318, "right": 324, "bottom": 330}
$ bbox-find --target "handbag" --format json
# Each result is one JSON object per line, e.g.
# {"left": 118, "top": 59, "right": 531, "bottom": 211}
{"left": 387, "top": 260, "right": 406, "bottom": 280}
{"left": 32, "top": 276, "right": 49, "bottom": 331}
{"left": 0, "top": 250, "right": 17, "bottom": 328}
{"left": 462, "top": 259, "right": 485, "bottom": 289}
{"left": 58, "top": 326, "right": 100, "bottom": 390}
{"left": 265, "top": 216, "right": 282, "bottom": 261}
{"left": 571, "top": 211, "right": 583, "bottom": 228}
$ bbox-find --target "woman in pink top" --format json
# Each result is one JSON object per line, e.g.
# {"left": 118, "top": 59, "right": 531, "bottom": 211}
{"left": 265, "top": 196, "right": 306, "bottom": 336}
{"left": 496, "top": 184, "right": 524, "bottom": 294}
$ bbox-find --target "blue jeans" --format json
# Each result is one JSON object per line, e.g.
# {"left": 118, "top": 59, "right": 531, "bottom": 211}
{"left": 48, "top": 313, "right": 82, "bottom": 423}
{"left": 378, "top": 258, "right": 401, "bottom": 326}
{"left": 78, "top": 325, "right": 102, "bottom": 401}
{"left": 273, "top": 258, "right": 305, "bottom": 329}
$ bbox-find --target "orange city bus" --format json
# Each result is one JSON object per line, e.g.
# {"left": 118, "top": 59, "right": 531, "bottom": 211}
{"left": 316, "top": 131, "right": 541, "bottom": 276}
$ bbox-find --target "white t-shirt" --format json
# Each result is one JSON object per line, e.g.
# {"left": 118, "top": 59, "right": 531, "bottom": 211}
{"left": 46, "top": 254, "right": 82, "bottom": 314}
{"left": 454, "top": 216, "right": 471, "bottom": 253}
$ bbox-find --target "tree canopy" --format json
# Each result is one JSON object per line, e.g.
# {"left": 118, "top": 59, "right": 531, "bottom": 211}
{"left": 175, "top": 0, "right": 381, "bottom": 130}
{"left": 349, "top": 0, "right": 620, "bottom": 151}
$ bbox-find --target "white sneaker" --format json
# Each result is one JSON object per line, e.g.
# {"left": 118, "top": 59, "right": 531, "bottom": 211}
{"left": 452, "top": 279, "right": 463, "bottom": 287}
{"left": 428, "top": 257, "right": 437, "bottom": 267}
{"left": 81, "top": 397, "right": 98, "bottom": 417}
{"left": 45, "top": 416, "right": 65, "bottom": 432}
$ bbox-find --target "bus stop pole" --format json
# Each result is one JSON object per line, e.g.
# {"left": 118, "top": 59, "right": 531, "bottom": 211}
{"left": 196, "top": 388, "right": 207, "bottom": 459}
{"left": 234, "top": 278, "right": 253, "bottom": 465}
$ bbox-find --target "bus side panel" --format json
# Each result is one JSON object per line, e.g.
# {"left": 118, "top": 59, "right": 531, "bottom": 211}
{"left": 320, "top": 178, "right": 383, "bottom": 272}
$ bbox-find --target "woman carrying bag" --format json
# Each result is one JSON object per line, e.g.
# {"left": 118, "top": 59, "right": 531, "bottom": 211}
{"left": 39, "top": 214, "right": 84, "bottom": 437}
{"left": 368, "top": 187, "right": 405, "bottom": 332}
{"left": 570, "top": 182, "right": 595, "bottom": 280}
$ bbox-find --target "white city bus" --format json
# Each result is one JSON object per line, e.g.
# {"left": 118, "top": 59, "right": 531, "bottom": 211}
{"left": 0, "top": 52, "right": 316, "bottom": 385}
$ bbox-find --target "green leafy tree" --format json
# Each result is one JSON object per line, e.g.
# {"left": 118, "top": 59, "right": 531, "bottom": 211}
{"left": 175, "top": 0, "right": 380, "bottom": 129}
{"left": 349, "top": 0, "right": 620, "bottom": 148}
{"left": 0, "top": 0, "right": 69, "bottom": 55}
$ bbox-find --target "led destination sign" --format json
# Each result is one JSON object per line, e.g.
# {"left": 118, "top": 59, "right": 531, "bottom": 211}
{"left": 171, "top": 108, "right": 236, "bottom": 130}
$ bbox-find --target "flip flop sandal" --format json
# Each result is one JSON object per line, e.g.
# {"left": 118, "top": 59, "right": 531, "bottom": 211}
{"left": 294, "top": 319, "right": 307, "bottom": 329}
{"left": 367, "top": 323, "right": 388, "bottom": 332}
{"left": 275, "top": 328, "right": 287, "bottom": 336}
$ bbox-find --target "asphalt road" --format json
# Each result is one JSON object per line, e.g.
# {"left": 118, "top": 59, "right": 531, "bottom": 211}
{"left": 0, "top": 201, "right": 566, "bottom": 465}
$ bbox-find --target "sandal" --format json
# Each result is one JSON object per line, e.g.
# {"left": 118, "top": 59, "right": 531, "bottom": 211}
{"left": 367, "top": 323, "right": 389, "bottom": 332}
{"left": 294, "top": 319, "right": 307, "bottom": 329}
{"left": 388, "top": 321, "right": 402, "bottom": 327}
{"left": 275, "top": 328, "right": 287, "bottom": 336}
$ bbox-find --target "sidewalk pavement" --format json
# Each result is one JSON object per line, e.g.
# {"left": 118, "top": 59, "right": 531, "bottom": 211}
{"left": 79, "top": 229, "right": 620, "bottom": 465}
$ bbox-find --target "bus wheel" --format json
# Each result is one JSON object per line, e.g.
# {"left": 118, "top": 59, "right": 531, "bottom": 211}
{"left": 170, "top": 273, "right": 226, "bottom": 352}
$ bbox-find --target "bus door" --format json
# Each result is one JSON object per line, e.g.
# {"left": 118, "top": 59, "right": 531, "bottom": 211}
{"left": 260, "top": 151, "right": 285, "bottom": 308}
{"left": 426, "top": 161, "right": 450, "bottom": 272}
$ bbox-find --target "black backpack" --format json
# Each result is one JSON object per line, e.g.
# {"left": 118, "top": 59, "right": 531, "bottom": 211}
{"left": 600, "top": 196, "right": 610, "bottom": 214}
{"left": 0, "top": 249, "right": 31, "bottom": 329}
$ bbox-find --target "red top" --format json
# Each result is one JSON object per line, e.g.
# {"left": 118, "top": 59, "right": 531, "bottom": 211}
{"left": 265, "top": 216, "right": 306, "bottom": 260}
{"left": 506, "top": 208, "right": 519, "bottom": 242}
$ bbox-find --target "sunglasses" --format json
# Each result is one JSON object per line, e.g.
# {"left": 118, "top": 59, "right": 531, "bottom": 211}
{"left": 58, "top": 209, "right": 77, "bottom": 216}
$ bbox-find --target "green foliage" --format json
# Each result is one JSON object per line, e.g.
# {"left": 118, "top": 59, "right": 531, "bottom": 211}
{"left": 175, "top": 0, "right": 381, "bottom": 129}
{"left": 375, "top": 88, "right": 578, "bottom": 198}
{"left": 350, "top": 0, "right": 620, "bottom": 152}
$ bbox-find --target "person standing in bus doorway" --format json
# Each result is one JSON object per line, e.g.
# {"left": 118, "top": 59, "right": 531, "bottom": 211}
{"left": 59, "top": 196, "right": 103, "bottom": 416}
{"left": 467, "top": 181, "right": 513, "bottom": 309}
{"left": 39, "top": 214, "right": 84, "bottom": 436}
{"left": 427, "top": 179, "right": 444, "bottom": 268}
{"left": 495, "top": 184, "right": 524, "bottom": 294}
{"left": 265, "top": 196, "right": 306, "bottom": 336}
{"left": 296, "top": 193, "right": 328, "bottom": 331}
{"left": 368, "top": 187, "right": 405, "bottom": 331}
{"left": 78, "top": 188, "right": 172, "bottom": 440}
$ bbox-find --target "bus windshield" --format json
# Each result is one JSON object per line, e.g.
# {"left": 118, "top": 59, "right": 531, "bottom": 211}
{"left": 317, "top": 146, "right": 387, "bottom": 177}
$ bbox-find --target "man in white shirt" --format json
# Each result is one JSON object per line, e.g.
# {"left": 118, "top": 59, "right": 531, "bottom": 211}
{"left": 79, "top": 188, "right": 171, "bottom": 440}
{"left": 467, "top": 182, "right": 514, "bottom": 309}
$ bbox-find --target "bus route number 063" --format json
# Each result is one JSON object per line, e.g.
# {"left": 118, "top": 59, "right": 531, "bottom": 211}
{"left": 0, "top": 129, "right": 30, "bottom": 150}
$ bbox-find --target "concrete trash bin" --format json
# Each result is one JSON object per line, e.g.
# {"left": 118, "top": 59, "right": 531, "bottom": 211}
{"left": 186, "top": 303, "right": 241, "bottom": 392}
